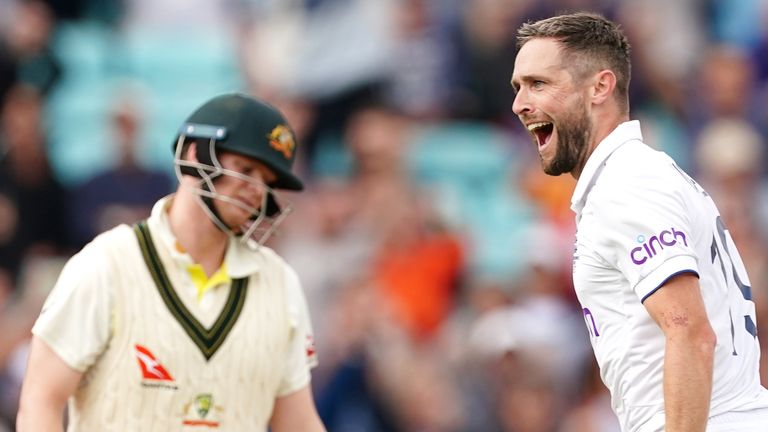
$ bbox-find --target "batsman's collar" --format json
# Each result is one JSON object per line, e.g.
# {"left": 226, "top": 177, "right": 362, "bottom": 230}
{"left": 147, "top": 195, "right": 261, "bottom": 278}
{"left": 570, "top": 120, "right": 643, "bottom": 215}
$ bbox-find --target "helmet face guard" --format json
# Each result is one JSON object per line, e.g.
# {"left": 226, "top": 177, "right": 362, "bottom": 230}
{"left": 174, "top": 125, "right": 294, "bottom": 248}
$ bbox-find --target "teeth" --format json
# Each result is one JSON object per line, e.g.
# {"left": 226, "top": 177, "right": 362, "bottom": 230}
{"left": 527, "top": 122, "right": 552, "bottom": 131}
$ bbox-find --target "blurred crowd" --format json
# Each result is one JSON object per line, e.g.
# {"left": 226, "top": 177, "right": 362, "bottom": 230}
{"left": 1, "top": 0, "right": 768, "bottom": 431}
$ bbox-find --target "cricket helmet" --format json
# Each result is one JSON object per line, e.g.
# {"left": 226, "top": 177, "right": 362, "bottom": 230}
{"left": 173, "top": 93, "right": 302, "bottom": 246}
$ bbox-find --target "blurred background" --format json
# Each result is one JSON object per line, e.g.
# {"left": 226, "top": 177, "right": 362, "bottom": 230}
{"left": 1, "top": 0, "right": 768, "bottom": 431}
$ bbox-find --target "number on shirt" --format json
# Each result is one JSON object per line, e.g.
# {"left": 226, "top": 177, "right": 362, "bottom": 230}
{"left": 710, "top": 216, "right": 757, "bottom": 355}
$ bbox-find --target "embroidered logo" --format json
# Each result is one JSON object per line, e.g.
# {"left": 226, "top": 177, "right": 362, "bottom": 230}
{"left": 135, "top": 344, "right": 174, "bottom": 382}
{"left": 182, "top": 393, "right": 223, "bottom": 428}
{"left": 267, "top": 125, "right": 295, "bottom": 159}
{"left": 305, "top": 334, "right": 316, "bottom": 358}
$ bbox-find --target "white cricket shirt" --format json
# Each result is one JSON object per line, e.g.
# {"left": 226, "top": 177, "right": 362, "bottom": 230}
{"left": 33, "top": 195, "right": 318, "bottom": 431}
{"left": 571, "top": 121, "right": 768, "bottom": 432}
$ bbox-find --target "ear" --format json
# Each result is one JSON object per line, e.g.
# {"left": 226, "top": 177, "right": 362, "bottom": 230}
{"left": 591, "top": 70, "right": 617, "bottom": 106}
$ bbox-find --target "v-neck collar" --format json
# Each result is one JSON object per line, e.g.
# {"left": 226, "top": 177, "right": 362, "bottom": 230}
{"left": 133, "top": 221, "right": 248, "bottom": 361}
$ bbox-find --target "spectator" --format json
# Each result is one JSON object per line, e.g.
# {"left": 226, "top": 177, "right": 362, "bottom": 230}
{"left": 0, "top": 0, "right": 61, "bottom": 99}
{"left": 69, "top": 85, "right": 173, "bottom": 247}
{"left": 0, "top": 84, "right": 70, "bottom": 284}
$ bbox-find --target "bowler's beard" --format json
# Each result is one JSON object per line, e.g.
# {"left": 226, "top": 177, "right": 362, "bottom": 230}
{"left": 542, "top": 107, "right": 591, "bottom": 176}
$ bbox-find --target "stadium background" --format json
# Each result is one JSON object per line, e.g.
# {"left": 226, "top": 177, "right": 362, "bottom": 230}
{"left": 1, "top": 0, "right": 767, "bottom": 430}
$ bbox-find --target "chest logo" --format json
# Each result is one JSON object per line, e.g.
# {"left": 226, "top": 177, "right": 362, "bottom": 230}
{"left": 182, "top": 393, "right": 224, "bottom": 428}
{"left": 135, "top": 344, "right": 174, "bottom": 381}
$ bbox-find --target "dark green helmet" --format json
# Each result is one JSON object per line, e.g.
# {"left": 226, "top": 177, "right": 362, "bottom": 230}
{"left": 175, "top": 93, "right": 303, "bottom": 191}
{"left": 173, "top": 93, "right": 301, "bottom": 245}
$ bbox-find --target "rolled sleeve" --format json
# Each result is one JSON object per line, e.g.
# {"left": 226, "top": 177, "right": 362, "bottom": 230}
{"left": 636, "top": 254, "right": 699, "bottom": 302}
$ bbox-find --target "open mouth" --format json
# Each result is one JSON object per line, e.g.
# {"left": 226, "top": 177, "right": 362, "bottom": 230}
{"left": 527, "top": 122, "right": 554, "bottom": 148}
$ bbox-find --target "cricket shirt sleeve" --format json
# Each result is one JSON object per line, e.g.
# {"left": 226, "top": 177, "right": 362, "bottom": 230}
{"left": 592, "top": 158, "right": 700, "bottom": 302}
{"left": 32, "top": 241, "right": 113, "bottom": 372}
{"left": 276, "top": 263, "right": 318, "bottom": 397}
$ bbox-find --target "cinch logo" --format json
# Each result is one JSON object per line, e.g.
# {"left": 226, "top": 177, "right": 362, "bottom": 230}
{"left": 630, "top": 228, "right": 688, "bottom": 265}
{"left": 135, "top": 344, "right": 174, "bottom": 381}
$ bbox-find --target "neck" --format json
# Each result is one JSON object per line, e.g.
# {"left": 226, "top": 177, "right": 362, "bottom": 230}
{"left": 571, "top": 111, "right": 630, "bottom": 180}
{"left": 167, "top": 186, "right": 229, "bottom": 275}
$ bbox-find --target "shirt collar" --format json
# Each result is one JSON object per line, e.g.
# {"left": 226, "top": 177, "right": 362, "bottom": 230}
{"left": 147, "top": 194, "right": 262, "bottom": 279}
{"left": 570, "top": 120, "right": 642, "bottom": 215}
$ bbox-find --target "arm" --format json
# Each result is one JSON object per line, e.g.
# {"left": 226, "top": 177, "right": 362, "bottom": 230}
{"left": 269, "top": 384, "right": 326, "bottom": 432}
{"left": 16, "top": 336, "right": 83, "bottom": 432}
{"left": 643, "top": 272, "right": 716, "bottom": 432}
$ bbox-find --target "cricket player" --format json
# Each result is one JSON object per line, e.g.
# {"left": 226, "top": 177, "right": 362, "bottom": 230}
{"left": 510, "top": 12, "right": 768, "bottom": 432}
{"left": 16, "top": 93, "right": 327, "bottom": 431}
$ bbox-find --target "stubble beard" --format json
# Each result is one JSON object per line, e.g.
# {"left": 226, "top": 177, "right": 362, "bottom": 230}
{"left": 541, "top": 108, "right": 592, "bottom": 176}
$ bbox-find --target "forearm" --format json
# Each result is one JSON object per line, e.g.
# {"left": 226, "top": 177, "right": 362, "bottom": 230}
{"left": 270, "top": 385, "right": 327, "bottom": 432}
{"left": 270, "top": 405, "right": 327, "bottom": 432}
{"left": 16, "top": 401, "right": 66, "bottom": 432}
{"left": 17, "top": 337, "right": 82, "bottom": 432}
{"left": 663, "top": 334, "right": 715, "bottom": 432}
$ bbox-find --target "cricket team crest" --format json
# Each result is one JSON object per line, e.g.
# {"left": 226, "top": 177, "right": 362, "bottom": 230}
{"left": 182, "top": 393, "right": 224, "bottom": 428}
{"left": 267, "top": 125, "right": 295, "bottom": 159}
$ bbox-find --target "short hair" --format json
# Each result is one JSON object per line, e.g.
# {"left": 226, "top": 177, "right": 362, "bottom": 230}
{"left": 516, "top": 12, "right": 631, "bottom": 113}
